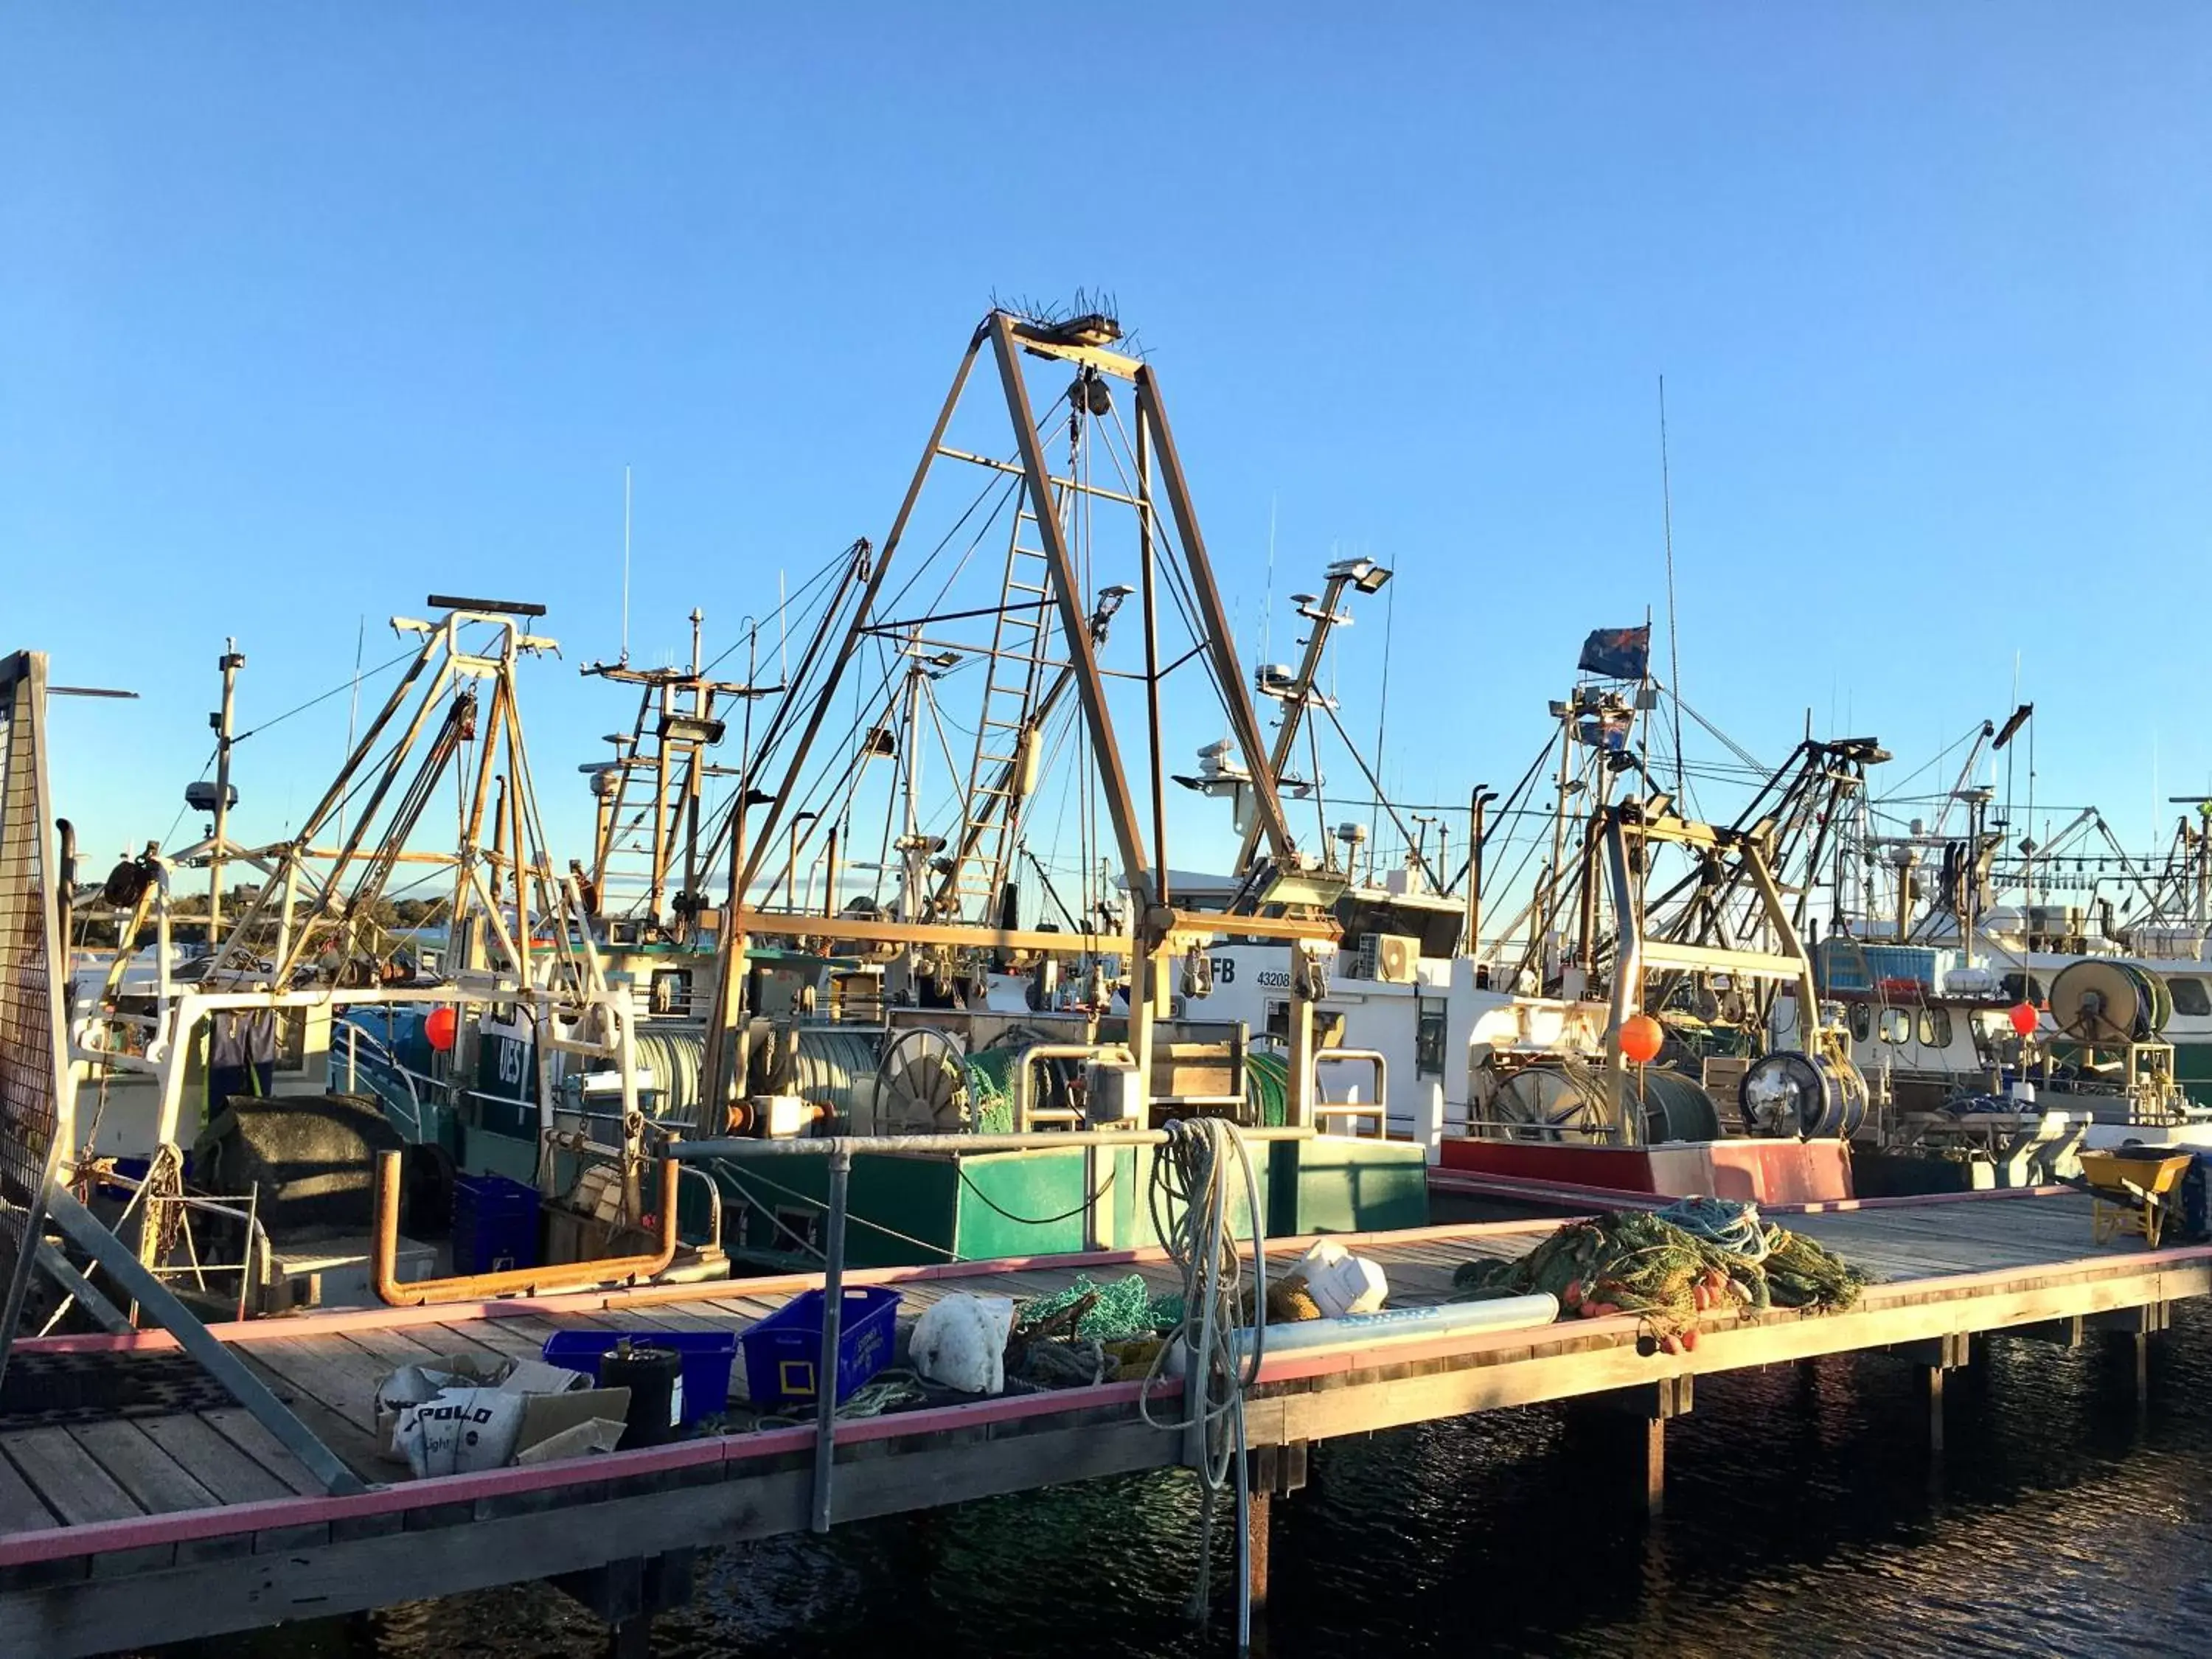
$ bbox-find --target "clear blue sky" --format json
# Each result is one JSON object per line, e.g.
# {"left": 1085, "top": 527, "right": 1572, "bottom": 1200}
{"left": 7, "top": 3, "right": 2209, "bottom": 882}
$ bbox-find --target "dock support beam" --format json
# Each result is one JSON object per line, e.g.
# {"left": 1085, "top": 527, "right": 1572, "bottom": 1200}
{"left": 2091, "top": 1301, "right": 2169, "bottom": 1406}
{"left": 1246, "top": 1484, "right": 1271, "bottom": 1622}
{"left": 1243, "top": 1442, "right": 1306, "bottom": 1641}
{"left": 1892, "top": 1332, "right": 1969, "bottom": 1454}
{"left": 1586, "top": 1375, "right": 1690, "bottom": 1516}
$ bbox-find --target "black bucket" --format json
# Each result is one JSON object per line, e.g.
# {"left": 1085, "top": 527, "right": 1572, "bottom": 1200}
{"left": 600, "top": 1343, "right": 682, "bottom": 1449}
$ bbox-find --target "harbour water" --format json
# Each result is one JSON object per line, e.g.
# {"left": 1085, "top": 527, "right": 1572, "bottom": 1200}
{"left": 151, "top": 1302, "right": 2212, "bottom": 1658}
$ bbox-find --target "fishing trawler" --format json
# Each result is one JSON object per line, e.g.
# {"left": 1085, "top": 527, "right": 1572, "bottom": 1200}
{"left": 13, "top": 307, "right": 1451, "bottom": 1331}
{"left": 1764, "top": 730, "right": 2212, "bottom": 1186}
{"left": 24, "top": 598, "right": 710, "bottom": 1338}
{"left": 1169, "top": 591, "right": 1885, "bottom": 1204}
{"left": 310, "top": 306, "right": 1430, "bottom": 1277}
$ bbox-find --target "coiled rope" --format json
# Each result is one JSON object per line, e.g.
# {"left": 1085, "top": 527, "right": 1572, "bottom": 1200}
{"left": 1652, "top": 1195, "right": 1774, "bottom": 1265}
{"left": 1139, "top": 1116, "right": 1266, "bottom": 1650}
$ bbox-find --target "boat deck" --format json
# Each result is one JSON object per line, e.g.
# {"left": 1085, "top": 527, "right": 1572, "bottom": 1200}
{"left": 1, "top": 1189, "right": 2204, "bottom": 1655}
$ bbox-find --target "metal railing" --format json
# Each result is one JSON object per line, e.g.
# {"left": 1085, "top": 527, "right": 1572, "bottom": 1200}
{"left": 667, "top": 1124, "right": 1317, "bottom": 1534}
{"left": 1313, "top": 1047, "right": 1390, "bottom": 1138}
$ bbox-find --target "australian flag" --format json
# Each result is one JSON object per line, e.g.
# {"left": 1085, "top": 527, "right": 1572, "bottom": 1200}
{"left": 1577, "top": 625, "right": 1651, "bottom": 681}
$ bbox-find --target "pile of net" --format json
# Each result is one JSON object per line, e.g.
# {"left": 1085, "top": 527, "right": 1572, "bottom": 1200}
{"left": 1005, "top": 1273, "right": 1186, "bottom": 1387}
{"left": 1450, "top": 1199, "right": 1869, "bottom": 1353}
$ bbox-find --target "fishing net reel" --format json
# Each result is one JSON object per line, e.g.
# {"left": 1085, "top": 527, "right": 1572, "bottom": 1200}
{"left": 872, "top": 1025, "right": 974, "bottom": 1134}
{"left": 2048, "top": 959, "right": 2170, "bottom": 1046}
{"left": 1739, "top": 1050, "right": 1868, "bottom": 1138}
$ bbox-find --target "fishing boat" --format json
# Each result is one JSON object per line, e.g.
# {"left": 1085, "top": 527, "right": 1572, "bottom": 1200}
{"left": 21, "top": 600, "right": 713, "bottom": 1338}
{"left": 319, "top": 307, "right": 1431, "bottom": 1277}
{"left": 1762, "top": 725, "right": 2212, "bottom": 1189}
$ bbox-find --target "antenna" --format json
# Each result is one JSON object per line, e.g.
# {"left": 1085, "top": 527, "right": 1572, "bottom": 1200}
{"left": 338, "top": 615, "right": 364, "bottom": 851}
{"left": 1658, "top": 375, "right": 1684, "bottom": 796}
{"left": 1370, "top": 556, "right": 1394, "bottom": 850}
{"left": 1262, "top": 495, "right": 1276, "bottom": 664}
{"left": 621, "top": 465, "right": 633, "bottom": 666}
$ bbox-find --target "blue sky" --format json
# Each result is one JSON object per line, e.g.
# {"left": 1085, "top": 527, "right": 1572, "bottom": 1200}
{"left": 6, "top": 4, "right": 2209, "bottom": 891}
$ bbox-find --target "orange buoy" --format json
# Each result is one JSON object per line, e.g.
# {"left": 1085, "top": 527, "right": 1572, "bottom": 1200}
{"left": 425, "top": 1004, "right": 458, "bottom": 1051}
{"left": 1618, "top": 1013, "right": 1664, "bottom": 1064}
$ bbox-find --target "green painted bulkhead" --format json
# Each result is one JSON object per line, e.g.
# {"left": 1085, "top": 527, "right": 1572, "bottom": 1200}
{"left": 712, "top": 1134, "right": 1430, "bottom": 1269}
{"left": 2174, "top": 1039, "right": 2212, "bottom": 1107}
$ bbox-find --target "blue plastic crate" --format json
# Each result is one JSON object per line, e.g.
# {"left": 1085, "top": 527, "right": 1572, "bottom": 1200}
{"left": 740, "top": 1287, "right": 900, "bottom": 1408}
{"left": 1819, "top": 941, "right": 1938, "bottom": 992}
{"left": 452, "top": 1172, "right": 540, "bottom": 1276}
{"left": 539, "top": 1329, "right": 739, "bottom": 1425}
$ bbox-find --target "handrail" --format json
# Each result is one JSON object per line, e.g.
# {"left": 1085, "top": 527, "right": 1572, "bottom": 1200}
{"left": 1009, "top": 1042, "right": 1133, "bottom": 1133}
{"left": 1315, "top": 1046, "right": 1390, "bottom": 1138}
{"left": 677, "top": 1162, "right": 724, "bottom": 1254}
{"left": 370, "top": 1153, "right": 680, "bottom": 1305}
{"left": 668, "top": 1124, "right": 1318, "bottom": 1159}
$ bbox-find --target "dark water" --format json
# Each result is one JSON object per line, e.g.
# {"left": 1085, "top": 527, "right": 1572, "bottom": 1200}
{"left": 156, "top": 1309, "right": 2212, "bottom": 1659}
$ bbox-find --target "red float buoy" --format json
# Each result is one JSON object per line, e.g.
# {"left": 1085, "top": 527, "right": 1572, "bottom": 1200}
{"left": 1618, "top": 1013, "right": 1664, "bottom": 1064}
{"left": 425, "top": 1005, "right": 458, "bottom": 1051}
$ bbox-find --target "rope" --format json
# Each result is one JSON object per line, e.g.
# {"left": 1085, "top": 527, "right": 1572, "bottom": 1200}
{"left": 754, "top": 1366, "right": 925, "bottom": 1427}
{"left": 1651, "top": 1195, "right": 1774, "bottom": 1265}
{"left": 708, "top": 1158, "right": 956, "bottom": 1262}
{"left": 231, "top": 644, "right": 417, "bottom": 744}
{"left": 1138, "top": 1117, "right": 1266, "bottom": 1649}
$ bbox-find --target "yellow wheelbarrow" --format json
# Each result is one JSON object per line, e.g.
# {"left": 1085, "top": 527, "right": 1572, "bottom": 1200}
{"left": 2079, "top": 1150, "right": 2197, "bottom": 1248}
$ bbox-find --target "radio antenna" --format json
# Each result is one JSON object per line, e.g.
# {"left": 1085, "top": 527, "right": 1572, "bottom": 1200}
{"left": 1658, "top": 377, "right": 1684, "bottom": 796}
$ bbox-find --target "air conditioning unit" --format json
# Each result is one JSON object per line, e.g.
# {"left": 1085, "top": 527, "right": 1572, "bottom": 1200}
{"left": 2028, "top": 905, "right": 2082, "bottom": 938}
{"left": 1374, "top": 933, "right": 1419, "bottom": 985}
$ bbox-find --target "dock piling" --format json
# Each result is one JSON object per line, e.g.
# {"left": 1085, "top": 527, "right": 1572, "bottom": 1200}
{"left": 553, "top": 1550, "right": 695, "bottom": 1659}
{"left": 1583, "top": 1374, "right": 1691, "bottom": 1516}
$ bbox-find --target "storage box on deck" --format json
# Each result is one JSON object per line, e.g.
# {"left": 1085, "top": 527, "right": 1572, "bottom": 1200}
{"left": 741, "top": 1287, "right": 900, "bottom": 1408}
{"left": 1818, "top": 942, "right": 1939, "bottom": 993}
{"left": 452, "top": 1171, "right": 541, "bottom": 1275}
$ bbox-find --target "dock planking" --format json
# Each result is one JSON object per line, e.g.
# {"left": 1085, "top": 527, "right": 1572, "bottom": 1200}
{"left": 1, "top": 1189, "right": 2205, "bottom": 1658}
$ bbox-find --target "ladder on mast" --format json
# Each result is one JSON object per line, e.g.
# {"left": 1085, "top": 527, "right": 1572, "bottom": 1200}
{"left": 942, "top": 493, "right": 1062, "bottom": 920}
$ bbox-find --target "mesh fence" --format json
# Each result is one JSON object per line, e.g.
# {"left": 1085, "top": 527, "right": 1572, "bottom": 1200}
{"left": 0, "top": 652, "right": 66, "bottom": 1375}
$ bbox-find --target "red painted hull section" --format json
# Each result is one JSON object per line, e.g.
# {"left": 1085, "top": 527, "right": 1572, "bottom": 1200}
{"left": 1435, "top": 1137, "right": 1854, "bottom": 1205}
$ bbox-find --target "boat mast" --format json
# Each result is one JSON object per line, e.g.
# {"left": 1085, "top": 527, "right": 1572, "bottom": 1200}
{"left": 206, "top": 639, "right": 244, "bottom": 945}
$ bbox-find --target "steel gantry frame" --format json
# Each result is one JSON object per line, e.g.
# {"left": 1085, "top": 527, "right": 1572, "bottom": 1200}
{"left": 703, "top": 310, "right": 1336, "bottom": 1123}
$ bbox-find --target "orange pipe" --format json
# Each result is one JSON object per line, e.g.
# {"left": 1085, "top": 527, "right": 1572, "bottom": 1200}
{"left": 372, "top": 1152, "right": 681, "bottom": 1306}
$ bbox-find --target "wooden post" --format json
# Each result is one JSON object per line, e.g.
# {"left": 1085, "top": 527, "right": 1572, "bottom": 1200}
{"left": 1921, "top": 1366, "right": 1944, "bottom": 1454}
{"left": 1246, "top": 1481, "right": 1272, "bottom": 1620}
{"left": 552, "top": 1551, "right": 693, "bottom": 1659}
{"left": 2131, "top": 1332, "right": 2150, "bottom": 1407}
{"left": 1584, "top": 1375, "right": 1688, "bottom": 1517}
{"left": 1641, "top": 1417, "right": 1666, "bottom": 1517}
{"left": 608, "top": 1613, "right": 653, "bottom": 1659}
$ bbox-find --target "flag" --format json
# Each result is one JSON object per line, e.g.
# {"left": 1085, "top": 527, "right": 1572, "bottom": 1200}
{"left": 1578, "top": 625, "right": 1651, "bottom": 681}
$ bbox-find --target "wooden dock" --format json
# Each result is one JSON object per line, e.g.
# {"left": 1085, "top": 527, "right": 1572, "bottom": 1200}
{"left": 1, "top": 1187, "right": 2205, "bottom": 1657}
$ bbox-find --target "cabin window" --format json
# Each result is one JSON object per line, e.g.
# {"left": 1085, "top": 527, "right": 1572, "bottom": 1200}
{"left": 1416, "top": 1000, "right": 1447, "bottom": 1078}
{"left": 1264, "top": 999, "right": 1290, "bottom": 1041}
{"left": 1919, "top": 1007, "right": 1952, "bottom": 1047}
{"left": 650, "top": 969, "right": 692, "bottom": 1016}
{"left": 1878, "top": 1008, "right": 1911, "bottom": 1044}
{"left": 2171, "top": 978, "right": 2210, "bottom": 1018}
{"left": 1848, "top": 1003, "right": 1871, "bottom": 1042}
{"left": 1998, "top": 972, "right": 2046, "bottom": 1007}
